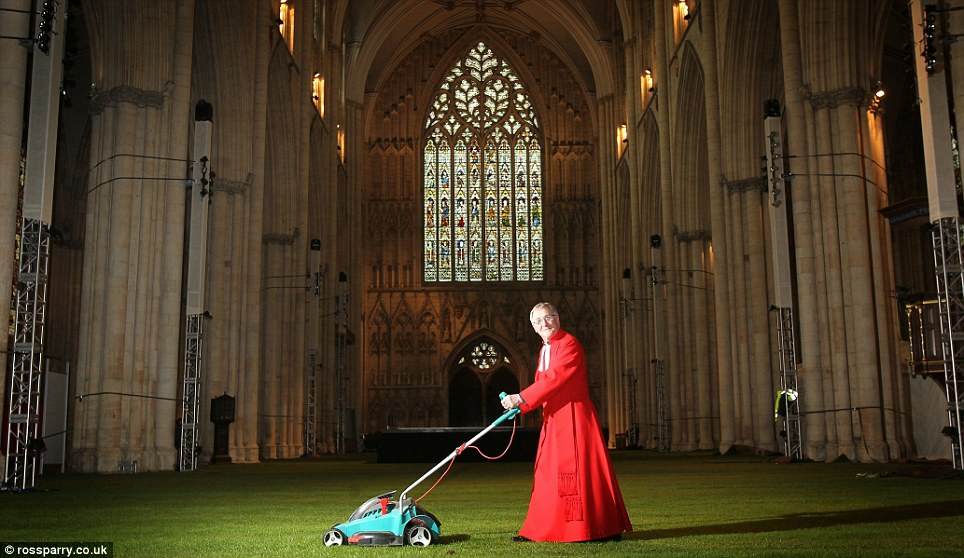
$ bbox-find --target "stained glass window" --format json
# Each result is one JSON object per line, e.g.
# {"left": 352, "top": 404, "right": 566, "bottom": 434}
{"left": 424, "top": 42, "right": 543, "bottom": 282}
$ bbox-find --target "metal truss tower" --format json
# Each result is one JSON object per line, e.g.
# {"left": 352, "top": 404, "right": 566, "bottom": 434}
{"left": 179, "top": 314, "right": 203, "bottom": 471}
{"left": 931, "top": 218, "right": 964, "bottom": 469}
{"left": 178, "top": 103, "right": 213, "bottom": 470}
{"left": 775, "top": 308, "right": 802, "bottom": 460}
{"left": 625, "top": 368, "right": 639, "bottom": 447}
{"left": 908, "top": 0, "right": 963, "bottom": 470}
{"left": 305, "top": 240, "right": 322, "bottom": 456}
{"left": 335, "top": 273, "right": 348, "bottom": 454}
{"left": 3, "top": 0, "right": 65, "bottom": 490}
{"left": 3, "top": 221, "right": 50, "bottom": 490}
{"left": 619, "top": 268, "right": 639, "bottom": 448}
{"left": 764, "top": 100, "right": 802, "bottom": 461}
{"left": 650, "top": 237, "right": 670, "bottom": 451}
{"left": 654, "top": 359, "right": 669, "bottom": 452}
{"left": 305, "top": 349, "right": 318, "bottom": 455}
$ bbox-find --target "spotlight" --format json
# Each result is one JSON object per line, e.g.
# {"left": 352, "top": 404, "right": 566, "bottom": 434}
{"left": 36, "top": 0, "right": 56, "bottom": 55}
{"left": 764, "top": 99, "right": 781, "bottom": 118}
{"left": 923, "top": 4, "right": 938, "bottom": 74}
{"left": 46, "top": 226, "right": 65, "bottom": 245}
{"left": 650, "top": 234, "right": 662, "bottom": 248}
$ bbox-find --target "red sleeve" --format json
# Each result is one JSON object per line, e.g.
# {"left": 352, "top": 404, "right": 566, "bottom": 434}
{"left": 518, "top": 331, "right": 584, "bottom": 412}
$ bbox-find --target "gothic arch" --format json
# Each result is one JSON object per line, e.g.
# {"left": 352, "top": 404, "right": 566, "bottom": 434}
{"left": 673, "top": 43, "right": 710, "bottom": 231}
{"left": 421, "top": 36, "right": 548, "bottom": 283}
{"left": 640, "top": 110, "right": 660, "bottom": 228}
{"left": 415, "top": 27, "right": 550, "bottom": 134}
{"left": 719, "top": 0, "right": 783, "bottom": 178}
{"left": 443, "top": 328, "right": 529, "bottom": 425}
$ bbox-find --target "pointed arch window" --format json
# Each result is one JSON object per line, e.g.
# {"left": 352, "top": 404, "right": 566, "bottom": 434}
{"left": 423, "top": 42, "right": 543, "bottom": 282}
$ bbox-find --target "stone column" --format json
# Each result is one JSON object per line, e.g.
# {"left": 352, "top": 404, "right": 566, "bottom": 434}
{"left": 697, "top": 0, "right": 728, "bottom": 452}
{"left": 596, "top": 93, "right": 622, "bottom": 445}
{"left": 652, "top": 0, "right": 681, "bottom": 451}
{"left": 782, "top": 0, "right": 904, "bottom": 462}
{"left": 70, "top": 0, "right": 194, "bottom": 474}
{"left": 191, "top": 1, "right": 269, "bottom": 463}
{"left": 777, "top": 0, "right": 825, "bottom": 460}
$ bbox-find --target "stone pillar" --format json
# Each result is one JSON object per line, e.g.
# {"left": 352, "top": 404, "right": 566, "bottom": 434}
{"left": 596, "top": 93, "right": 621, "bottom": 445}
{"left": 70, "top": 0, "right": 194, "bottom": 473}
{"left": 73, "top": 85, "right": 178, "bottom": 472}
{"left": 777, "top": 0, "right": 905, "bottom": 462}
{"left": 697, "top": 0, "right": 728, "bottom": 452}
{"left": 191, "top": 0, "right": 270, "bottom": 463}
{"left": 652, "top": 0, "right": 681, "bottom": 451}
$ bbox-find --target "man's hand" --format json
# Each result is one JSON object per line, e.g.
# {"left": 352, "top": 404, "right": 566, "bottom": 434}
{"left": 501, "top": 393, "right": 524, "bottom": 409}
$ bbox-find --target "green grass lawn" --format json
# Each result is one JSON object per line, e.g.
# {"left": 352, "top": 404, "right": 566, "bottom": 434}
{"left": 1, "top": 451, "right": 962, "bottom": 557}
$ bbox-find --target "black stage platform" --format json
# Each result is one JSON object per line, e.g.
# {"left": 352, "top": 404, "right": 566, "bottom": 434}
{"left": 365, "top": 426, "right": 540, "bottom": 463}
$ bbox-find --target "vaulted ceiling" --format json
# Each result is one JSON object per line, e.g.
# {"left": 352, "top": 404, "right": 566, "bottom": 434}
{"left": 337, "top": 0, "right": 621, "bottom": 102}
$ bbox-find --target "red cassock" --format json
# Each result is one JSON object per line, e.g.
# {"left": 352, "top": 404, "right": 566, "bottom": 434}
{"left": 516, "top": 329, "right": 633, "bottom": 542}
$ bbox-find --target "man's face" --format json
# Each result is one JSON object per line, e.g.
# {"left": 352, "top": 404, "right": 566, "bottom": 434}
{"left": 530, "top": 308, "right": 559, "bottom": 342}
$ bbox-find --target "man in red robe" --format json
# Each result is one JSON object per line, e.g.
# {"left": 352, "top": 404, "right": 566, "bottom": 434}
{"left": 501, "top": 302, "right": 633, "bottom": 543}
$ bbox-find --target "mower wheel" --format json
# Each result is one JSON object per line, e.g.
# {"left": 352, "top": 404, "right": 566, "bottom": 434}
{"left": 405, "top": 523, "right": 434, "bottom": 547}
{"left": 323, "top": 528, "right": 345, "bottom": 547}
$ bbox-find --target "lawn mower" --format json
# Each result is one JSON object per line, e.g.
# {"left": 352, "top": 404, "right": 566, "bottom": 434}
{"left": 323, "top": 392, "right": 520, "bottom": 547}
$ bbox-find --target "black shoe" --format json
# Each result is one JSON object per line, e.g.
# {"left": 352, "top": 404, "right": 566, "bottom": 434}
{"left": 511, "top": 535, "right": 532, "bottom": 542}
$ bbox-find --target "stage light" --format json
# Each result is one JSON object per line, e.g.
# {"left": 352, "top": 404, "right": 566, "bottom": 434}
{"left": 923, "top": 4, "right": 938, "bottom": 74}
{"left": 870, "top": 81, "right": 885, "bottom": 114}
{"left": 36, "top": 0, "right": 56, "bottom": 54}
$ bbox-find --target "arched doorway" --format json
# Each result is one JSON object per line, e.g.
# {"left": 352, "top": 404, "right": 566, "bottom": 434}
{"left": 447, "top": 336, "right": 521, "bottom": 426}
{"left": 449, "top": 368, "right": 484, "bottom": 426}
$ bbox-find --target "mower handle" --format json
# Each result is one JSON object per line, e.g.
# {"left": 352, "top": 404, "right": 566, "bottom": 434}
{"left": 498, "top": 391, "right": 521, "bottom": 422}
{"left": 400, "top": 392, "right": 520, "bottom": 501}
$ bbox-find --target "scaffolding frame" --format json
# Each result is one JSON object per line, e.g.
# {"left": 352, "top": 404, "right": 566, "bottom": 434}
{"left": 763, "top": 101, "right": 802, "bottom": 461}
{"left": 775, "top": 307, "right": 802, "bottom": 460}
{"left": 3, "top": 220, "right": 49, "bottom": 490}
{"left": 177, "top": 108, "right": 212, "bottom": 471}
{"left": 931, "top": 217, "right": 964, "bottom": 470}
{"left": 654, "top": 359, "right": 669, "bottom": 452}
{"left": 335, "top": 274, "right": 348, "bottom": 454}
{"left": 305, "top": 349, "right": 317, "bottom": 455}
{"left": 4, "top": 0, "right": 65, "bottom": 490}
{"left": 179, "top": 314, "right": 203, "bottom": 471}
{"left": 650, "top": 247, "right": 670, "bottom": 452}
{"left": 623, "top": 366, "right": 639, "bottom": 447}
